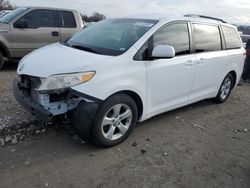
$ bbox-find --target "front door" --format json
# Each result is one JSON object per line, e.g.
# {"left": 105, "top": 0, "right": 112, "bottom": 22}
{"left": 146, "top": 22, "right": 196, "bottom": 118}
{"left": 10, "top": 9, "right": 60, "bottom": 58}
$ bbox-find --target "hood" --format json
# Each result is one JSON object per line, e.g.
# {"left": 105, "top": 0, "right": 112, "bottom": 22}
{"left": 17, "top": 43, "right": 112, "bottom": 77}
{"left": 0, "top": 22, "right": 9, "bottom": 27}
{"left": 0, "top": 22, "right": 10, "bottom": 31}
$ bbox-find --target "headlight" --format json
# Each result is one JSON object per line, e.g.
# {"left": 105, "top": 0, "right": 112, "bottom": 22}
{"left": 37, "top": 71, "right": 96, "bottom": 91}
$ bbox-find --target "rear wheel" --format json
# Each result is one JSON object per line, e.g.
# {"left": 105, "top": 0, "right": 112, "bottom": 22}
{"left": 0, "top": 52, "right": 4, "bottom": 70}
{"left": 213, "top": 73, "right": 234, "bottom": 103}
{"left": 92, "top": 94, "right": 138, "bottom": 147}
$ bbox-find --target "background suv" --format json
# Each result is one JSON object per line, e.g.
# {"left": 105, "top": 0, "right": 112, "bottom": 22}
{"left": 0, "top": 7, "right": 83, "bottom": 69}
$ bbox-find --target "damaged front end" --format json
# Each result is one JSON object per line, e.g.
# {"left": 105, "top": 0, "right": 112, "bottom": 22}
{"left": 13, "top": 75, "right": 81, "bottom": 123}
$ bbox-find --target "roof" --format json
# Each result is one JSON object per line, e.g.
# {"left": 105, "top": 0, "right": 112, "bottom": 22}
{"left": 124, "top": 13, "right": 234, "bottom": 26}
{"left": 21, "top": 6, "right": 78, "bottom": 13}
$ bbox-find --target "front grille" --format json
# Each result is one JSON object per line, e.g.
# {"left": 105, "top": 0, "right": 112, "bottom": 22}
{"left": 19, "top": 75, "right": 41, "bottom": 101}
{"left": 50, "top": 92, "right": 69, "bottom": 102}
{"left": 19, "top": 75, "right": 41, "bottom": 97}
{"left": 18, "top": 75, "right": 70, "bottom": 104}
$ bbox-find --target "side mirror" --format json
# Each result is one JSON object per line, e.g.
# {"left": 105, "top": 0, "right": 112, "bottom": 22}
{"left": 152, "top": 45, "right": 175, "bottom": 59}
{"left": 14, "top": 20, "right": 28, "bottom": 29}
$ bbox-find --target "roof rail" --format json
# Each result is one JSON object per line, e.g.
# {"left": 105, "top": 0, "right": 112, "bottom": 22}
{"left": 184, "top": 14, "right": 227, "bottom": 23}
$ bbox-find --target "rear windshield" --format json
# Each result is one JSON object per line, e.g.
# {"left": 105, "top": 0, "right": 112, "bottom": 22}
{"left": 0, "top": 7, "right": 27, "bottom": 24}
{"left": 61, "top": 11, "right": 76, "bottom": 28}
{"left": 222, "top": 26, "right": 242, "bottom": 49}
{"left": 67, "top": 18, "right": 158, "bottom": 56}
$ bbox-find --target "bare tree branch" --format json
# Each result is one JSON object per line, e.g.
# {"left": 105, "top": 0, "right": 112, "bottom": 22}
{"left": 0, "top": 0, "right": 15, "bottom": 11}
{"left": 81, "top": 12, "right": 106, "bottom": 22}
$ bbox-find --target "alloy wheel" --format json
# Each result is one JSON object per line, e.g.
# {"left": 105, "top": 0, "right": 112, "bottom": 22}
{"left": 101, "top": 104, "right": 133, "bottom": 141}
{"left": 220, "top": 77, "right": 232, "bottom": 100}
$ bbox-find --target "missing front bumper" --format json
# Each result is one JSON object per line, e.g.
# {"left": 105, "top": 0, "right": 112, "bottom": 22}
{"left": 13, "top": 79, "right": 53, "bottom": 122}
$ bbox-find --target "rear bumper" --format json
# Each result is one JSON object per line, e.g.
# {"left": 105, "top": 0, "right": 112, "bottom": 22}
{"left": 13, "top": 79, "right": 52, "bottom": 122}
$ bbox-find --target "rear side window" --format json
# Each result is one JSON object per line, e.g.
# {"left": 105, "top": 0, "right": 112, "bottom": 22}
{"left": 222, "top": 26, "right": 242, "bottom": 49}
{"left": 193, "top": 24, "right": 221, "bottom": 53}
{"left": 17, "top": 9, "right": 60, "bottom": 28}
{"left": 153, "top": 23, "right": 190, "bottom": 56}
{"left": 61, "top": 11, "right": 76, "bottom": 28}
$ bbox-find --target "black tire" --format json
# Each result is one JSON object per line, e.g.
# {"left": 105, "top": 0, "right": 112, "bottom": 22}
{"left": 213, "top": 73, "right": 234, "bottom": 103}
{"left": 92, "top": 94, "right": 138, "bottom": 147}
{"left": 0, "top": 52, "right": 4, "bottom": 70}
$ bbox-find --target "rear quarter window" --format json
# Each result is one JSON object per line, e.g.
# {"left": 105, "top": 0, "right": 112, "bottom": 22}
{"left": 193, "top": 24, "right": 222, "bottom": 53}
{"left": 222, "top": 26, "right": 242, "bottom": 49}
{"left": 61, "top": 11, "right": 77, "bottom": 28}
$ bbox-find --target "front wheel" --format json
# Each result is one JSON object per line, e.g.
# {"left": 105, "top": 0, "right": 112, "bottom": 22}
{"left": 92, "top": 94, "right": 138, "bottom": 147}
{"left": 213, "top": 73, "right": 234, "bottom": 103}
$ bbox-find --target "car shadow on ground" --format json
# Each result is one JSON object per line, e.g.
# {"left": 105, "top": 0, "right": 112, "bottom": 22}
{"left": 0, "top": 61, "right": 18, "bottom": 72}
{"left": 6, "top": 98, "right": 215, "bottom": 148}
{"left": 42, "top": 99, "right": 215, "bottom": 147}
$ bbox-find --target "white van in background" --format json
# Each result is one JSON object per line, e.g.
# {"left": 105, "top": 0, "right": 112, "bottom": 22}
{"left": 14, "top": 14, "right": 245, "bottom": 147}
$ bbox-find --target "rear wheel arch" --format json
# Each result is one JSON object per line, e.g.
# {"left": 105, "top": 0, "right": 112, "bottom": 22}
{"left": 228, "top": 70, "right": 237, "bottom": 88}
{"left": 213, "top": 72, "right": 234, "bottom": 103}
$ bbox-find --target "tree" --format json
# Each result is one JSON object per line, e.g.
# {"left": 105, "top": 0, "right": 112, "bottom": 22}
{"left": 238, "top": 25, "right": 250, "bottom": 35}
{"left": 0, "top": 0, "right": 14, "bottom": 11}
{"left": 81, "top": 12, "right": 106, "bottom": 22}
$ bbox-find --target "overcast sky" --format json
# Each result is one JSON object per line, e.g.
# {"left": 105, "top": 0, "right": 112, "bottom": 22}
{"left": 9, "top": 0, "right": 250, "bottom": 24}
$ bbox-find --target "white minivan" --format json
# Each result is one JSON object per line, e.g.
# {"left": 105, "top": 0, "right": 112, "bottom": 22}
{"left": 14, "top": 14, "right": 245, "bottom": 147}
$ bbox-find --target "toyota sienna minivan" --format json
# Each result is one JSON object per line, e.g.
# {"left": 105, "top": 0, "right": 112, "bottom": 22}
{"left": 14, "top": 14, "right": 245, "bottom": 147}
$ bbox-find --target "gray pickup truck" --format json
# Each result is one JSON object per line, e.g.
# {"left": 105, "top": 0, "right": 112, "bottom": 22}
{"left": 0, "top": 7, "right": 84, "bottom": 69}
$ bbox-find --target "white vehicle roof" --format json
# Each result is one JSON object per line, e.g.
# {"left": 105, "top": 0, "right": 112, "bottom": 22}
{"left": 124, "top": 14, "right": 236, "bottom": 28}
{"left": 21, "top": 6, "right": 79, "bottom": 13}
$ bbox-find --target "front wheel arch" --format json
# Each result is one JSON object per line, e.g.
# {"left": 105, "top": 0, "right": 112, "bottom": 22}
{"left": 106, "top": 90, "right": 143, "bottom": 121}
{"left": 92, "top": 93, "right": 138, "bottom": 147}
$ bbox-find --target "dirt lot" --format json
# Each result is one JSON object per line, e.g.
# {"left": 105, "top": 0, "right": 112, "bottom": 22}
{"left": 0, "top": 63, "right": 250, "bottom": 188}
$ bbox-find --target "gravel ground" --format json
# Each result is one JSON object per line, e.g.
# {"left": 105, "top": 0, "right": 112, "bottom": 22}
{"left": 0, "top": 63, "right": 250, "bottom": 188}
{"left": 0, "top": 63, "right": 49, "bottom": 146}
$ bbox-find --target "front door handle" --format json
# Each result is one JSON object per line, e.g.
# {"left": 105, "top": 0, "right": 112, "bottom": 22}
{"left": 197, "top": 58, "right": 206, "bottom": 65}
{"left": 197, "top": 61, "right": 204, "bottom": 65}
{"left": 51, "top": 31, "right": 59, "bottom": 37}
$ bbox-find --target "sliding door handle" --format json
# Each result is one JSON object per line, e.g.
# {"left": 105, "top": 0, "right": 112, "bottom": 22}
{"left": 185, "top": 60, "right": 195, "bottom": 67}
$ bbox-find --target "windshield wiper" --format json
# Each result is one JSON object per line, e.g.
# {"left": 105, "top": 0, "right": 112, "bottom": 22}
{"left": 71, "top": 45, "right": 100, "bottom": 54}
{"left": 64, "top": 40, "right": 70, "bottom": 47}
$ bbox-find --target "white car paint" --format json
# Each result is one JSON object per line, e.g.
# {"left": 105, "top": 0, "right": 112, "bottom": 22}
{"left": 17, "top": 15, "right": 245, "bottom": 122}
{"left": 17, "top": 43, "right": 112, "bottom": 78}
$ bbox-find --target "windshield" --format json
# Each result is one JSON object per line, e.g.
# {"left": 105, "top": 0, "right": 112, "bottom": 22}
{"left": 0, "top": 7, "right": 27, "bottom": 24}
{"left": 67, "top": 18, "right": 158, "bottom": 56}
{"left": 0, "top": 12, "right": 6, "bottom": 17}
